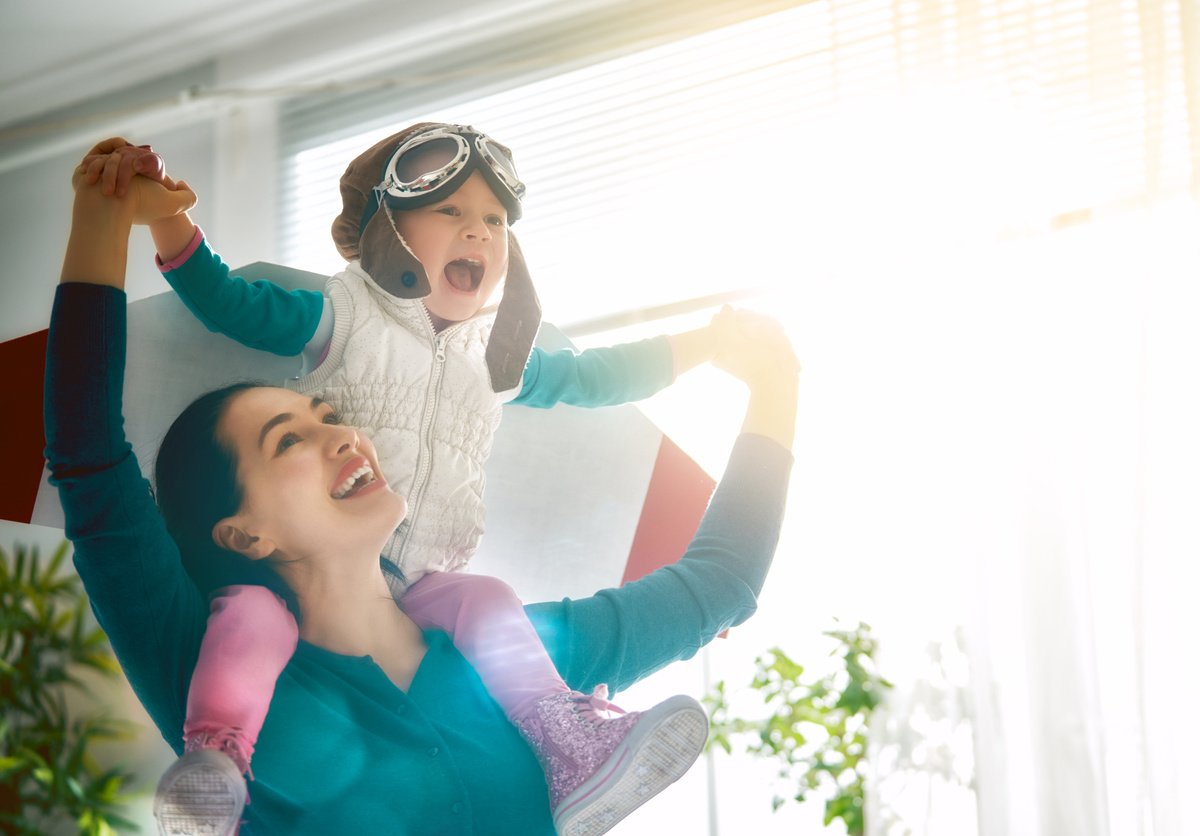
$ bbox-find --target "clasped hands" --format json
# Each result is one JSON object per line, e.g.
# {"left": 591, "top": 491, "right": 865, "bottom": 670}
{"left": 73, "top": 137, "right": 195, "bottom": 225}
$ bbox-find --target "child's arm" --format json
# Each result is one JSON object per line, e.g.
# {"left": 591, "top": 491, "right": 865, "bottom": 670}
{"left": 157, "top": 237, "right": 326, "bottom": 357}
{"left": 510, "top": 309, "right": 729, "bottom": 409}
{"left": 79, "top": 139, "right": 326, "bottom": 358}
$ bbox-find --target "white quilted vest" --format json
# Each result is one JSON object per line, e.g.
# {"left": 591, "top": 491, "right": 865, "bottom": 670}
{"left": 289, "top": 261, "right": 519, "bottom": 590}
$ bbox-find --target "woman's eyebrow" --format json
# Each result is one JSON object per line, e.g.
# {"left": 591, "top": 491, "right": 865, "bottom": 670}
{"left": 259, "top": 399, "right": 328, "bottom": 450}
{"left": 258, "top": 413, "right": 294, "bottom": 450}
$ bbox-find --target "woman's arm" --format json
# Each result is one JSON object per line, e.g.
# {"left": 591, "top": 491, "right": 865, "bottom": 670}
{"left": 526, "top": 312, "right": 799, "bottom": 694}
{"left": 46, "top": 169, "right": 208, "bottom": 748}
{"left": 59, "top": 173, "right": 137, "bottom": 289}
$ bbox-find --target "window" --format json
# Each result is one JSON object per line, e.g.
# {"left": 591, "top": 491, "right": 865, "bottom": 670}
{"left": 279, "top": 0, "right": 1195, "bottom": 329}
{"left": 276, "top": 3, "right": 1198, "bottom": 832}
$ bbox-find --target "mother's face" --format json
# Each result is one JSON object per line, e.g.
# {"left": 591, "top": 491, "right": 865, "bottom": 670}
{"left": 214, "top": 387, "right": 406, "bottom": 561}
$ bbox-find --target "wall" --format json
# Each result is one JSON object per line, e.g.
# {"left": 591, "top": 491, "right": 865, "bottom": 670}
{"left": 0, "top": 63, "right": 263, "bottom": 832}
{"left": 0, "top": 63, "right": 224, "bottom": 343}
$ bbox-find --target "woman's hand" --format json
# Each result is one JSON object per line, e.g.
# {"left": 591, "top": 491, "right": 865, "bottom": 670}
{"left": 713, "top": 309, "right": 800, "bottom": 387}
{"left": 713, "top": 310, "right": 800, "bottom": 451}
{"left": 61, "top": 141, "right": 195, "bottom": 289}
{"left": 72, "top": 150, "right": 196, "bottom": 226}
{"left": 77, "top": 136, "right": 166, "bottom": 197}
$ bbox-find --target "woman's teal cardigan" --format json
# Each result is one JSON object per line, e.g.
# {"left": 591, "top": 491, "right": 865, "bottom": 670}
{"left": 44, "top": 282, "right": 792, "bottom": 835}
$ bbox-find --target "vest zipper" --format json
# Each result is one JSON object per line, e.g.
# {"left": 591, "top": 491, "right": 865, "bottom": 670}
{"left": 393, "top": 322, "right": 454, "bottom": 560}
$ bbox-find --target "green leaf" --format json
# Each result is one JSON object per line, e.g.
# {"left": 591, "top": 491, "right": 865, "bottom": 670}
{"left": 1, "top": 539, "right": 137, "bottom": 830}
{"left": 701, "top": 619, "right": 886, "bottom": 834}
{"left": 66, "top": 776, "right": 85, "bottom": 801}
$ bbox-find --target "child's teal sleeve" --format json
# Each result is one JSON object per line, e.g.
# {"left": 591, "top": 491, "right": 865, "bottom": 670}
{"left": 511, "top": 336, "right": 675, "bottom": 408}
{"left": 161, "top": 240, "right": 324, "bottom": 357}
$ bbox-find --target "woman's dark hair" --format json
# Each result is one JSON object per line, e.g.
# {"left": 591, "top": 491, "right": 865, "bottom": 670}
{"left": 154, "top": 382, "right": 301, "bottom": 619}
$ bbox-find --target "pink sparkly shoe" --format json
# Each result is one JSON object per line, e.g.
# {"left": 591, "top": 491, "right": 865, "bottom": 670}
{"left": 153, "top": 733, "right": 250, "bottom": 836}
{"left": 516, "top": 688, "right": 709, "bottom": 836}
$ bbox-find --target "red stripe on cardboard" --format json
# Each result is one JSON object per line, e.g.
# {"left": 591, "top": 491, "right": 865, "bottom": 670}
{"left": 621, "top": 435, "right": 716, "bottom": 586}
{"left": 1, "top": 329, "right": 48, "bottom": 524}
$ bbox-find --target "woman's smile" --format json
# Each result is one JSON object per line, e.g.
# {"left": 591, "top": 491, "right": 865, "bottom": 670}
{"left": 331, "top": 455, "right": 385, "bottom": 499}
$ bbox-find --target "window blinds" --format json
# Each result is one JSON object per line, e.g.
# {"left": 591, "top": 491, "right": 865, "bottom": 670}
{"left": 278, "top": 0, "right": 1196, "bottom": 325}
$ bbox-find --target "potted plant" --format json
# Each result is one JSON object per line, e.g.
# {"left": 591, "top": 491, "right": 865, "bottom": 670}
{"left": 1, "top": 541, "right": 140, "bottom": 835}
{"left": 705, "top": 621, "right": 892, "bottom": 835}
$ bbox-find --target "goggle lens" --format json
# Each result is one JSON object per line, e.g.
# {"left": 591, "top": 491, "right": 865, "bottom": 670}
{"left": 390, "top": 135, "right": 469, "bottom": 194}
{"left": 476, "top": 136, "right": 524, "bottom": 199}
{"left": 376, "top": 126, "right": 525, "bottom": 220}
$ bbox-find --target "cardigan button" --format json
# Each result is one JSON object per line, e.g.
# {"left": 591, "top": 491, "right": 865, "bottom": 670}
{"left": 401, "top": 270, "right": 417, "bottom": 288}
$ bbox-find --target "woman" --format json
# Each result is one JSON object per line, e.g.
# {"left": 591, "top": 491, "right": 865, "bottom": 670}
{"left": 46, "top": 153, "right": 798, "bottom": 834}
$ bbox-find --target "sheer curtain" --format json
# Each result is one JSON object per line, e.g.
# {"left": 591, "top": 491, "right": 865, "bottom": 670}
{"left": 275, "top": 2, "right": 1199, "bottom": 833}
{"left": 954, "top": 198, "right": 1200, "bottom": 836}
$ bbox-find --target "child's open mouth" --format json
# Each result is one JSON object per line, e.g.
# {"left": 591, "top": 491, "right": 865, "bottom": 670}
{"left": 444, "top": 258, "right": 483, "bottom": 292}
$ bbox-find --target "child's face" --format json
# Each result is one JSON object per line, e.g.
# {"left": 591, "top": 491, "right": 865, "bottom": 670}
{"left": 393, "top": 170, "right": 510, "bottom": 330}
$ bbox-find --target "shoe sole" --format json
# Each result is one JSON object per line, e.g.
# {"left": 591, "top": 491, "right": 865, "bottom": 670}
{"left": 554, "top": 695, "right": 709, "bottom": 836}
{"left": 153, "top": 749, "right": 245, "bottom": 836}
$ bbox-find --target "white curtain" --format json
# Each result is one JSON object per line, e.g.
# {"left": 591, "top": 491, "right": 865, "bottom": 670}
{"left": 956, "top": 199, "right": 1200, "bottom": 836}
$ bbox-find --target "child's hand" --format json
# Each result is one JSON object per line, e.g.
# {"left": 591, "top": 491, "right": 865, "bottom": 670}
{"left": 78, "top": 137, "right": 167, "bottom": 197}
{"left": 72, "top": 150, "right": 196, "bottom": 226}
{"left": 708, "top": 305, "right": 739, "bottom": 360}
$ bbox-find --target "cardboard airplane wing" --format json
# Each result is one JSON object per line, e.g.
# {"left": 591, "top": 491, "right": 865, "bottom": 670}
{"left": 1, "top": 265, "right": 714, "bottom": 602}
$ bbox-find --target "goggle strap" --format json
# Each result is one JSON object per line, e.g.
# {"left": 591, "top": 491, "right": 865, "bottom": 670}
{"left": 359, "top": 185, "right": 388, "bottom": 236}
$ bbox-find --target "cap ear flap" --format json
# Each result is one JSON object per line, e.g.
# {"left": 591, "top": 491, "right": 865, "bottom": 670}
{"left": 485, "top": 231, "right": 541, "bottom": 392}
{"left": 359, "top": 208, "right": 431, "bottom": 299}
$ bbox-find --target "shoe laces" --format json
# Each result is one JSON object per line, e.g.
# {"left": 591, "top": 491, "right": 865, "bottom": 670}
{"left": 185, "top": 729, "right": 254, "bottom": 780}
{"left": 569, "top": 684, "right": 627, "bottom": 721}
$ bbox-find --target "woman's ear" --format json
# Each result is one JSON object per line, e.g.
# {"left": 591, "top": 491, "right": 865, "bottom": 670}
{"left": 212, "top": 516, "right": 276, "bottom": 560}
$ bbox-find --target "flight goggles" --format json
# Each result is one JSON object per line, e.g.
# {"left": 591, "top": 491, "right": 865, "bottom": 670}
{"left": 371, "top": 125, "right": 525, "bottom": 223}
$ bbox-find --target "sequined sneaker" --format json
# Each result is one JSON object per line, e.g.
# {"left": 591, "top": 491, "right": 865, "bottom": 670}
{"left": 516, "top": 688, "right": 709, "bottom": 836}
{"left": 153, "top": 748, "right": 246, "bottom": 836}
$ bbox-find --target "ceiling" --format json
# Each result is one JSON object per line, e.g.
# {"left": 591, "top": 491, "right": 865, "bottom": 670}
{"left": 0, "top": 0, "right": 800, "bottom": 174}
{"left": 0, "top": 0, "right": 338, "bottom": 127}
{"left": 0, "top": 0, "right": 575, "bottom": 169}
{"left": 0, "top": 0, "right": 376, "bottom": 173}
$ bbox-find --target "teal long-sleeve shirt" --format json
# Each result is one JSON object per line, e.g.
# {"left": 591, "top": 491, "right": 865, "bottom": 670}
{"left": 44, "top": 283, "right": 792, "bottom": 834}
{"left": 160, "top": 238, "right": 677, "bottom": 407}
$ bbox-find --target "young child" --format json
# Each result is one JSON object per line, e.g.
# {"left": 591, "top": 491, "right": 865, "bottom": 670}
{"left": 85, "top": 125, "right": 727, "bottom": 836}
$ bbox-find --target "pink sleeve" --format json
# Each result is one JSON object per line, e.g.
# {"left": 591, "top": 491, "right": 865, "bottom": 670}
{"left": 156, "top": 225, "right": 206, "bottom": 272}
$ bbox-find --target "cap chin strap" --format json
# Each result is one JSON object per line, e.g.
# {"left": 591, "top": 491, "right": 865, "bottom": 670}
{"left": 485, "top": 232, "right": 541, "bottom": 392}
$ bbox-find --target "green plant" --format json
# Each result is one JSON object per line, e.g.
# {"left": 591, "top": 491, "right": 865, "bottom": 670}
{"left": 704, "top": 621, "right": 892, "bottom": 836}
{"left": 0, "top": 541, "right": 139, "bottom": 835}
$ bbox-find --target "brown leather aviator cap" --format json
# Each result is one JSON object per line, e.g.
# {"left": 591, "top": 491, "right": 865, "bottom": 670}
{"left": 330, "top": 123, "right": 542, "bottom": 393}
